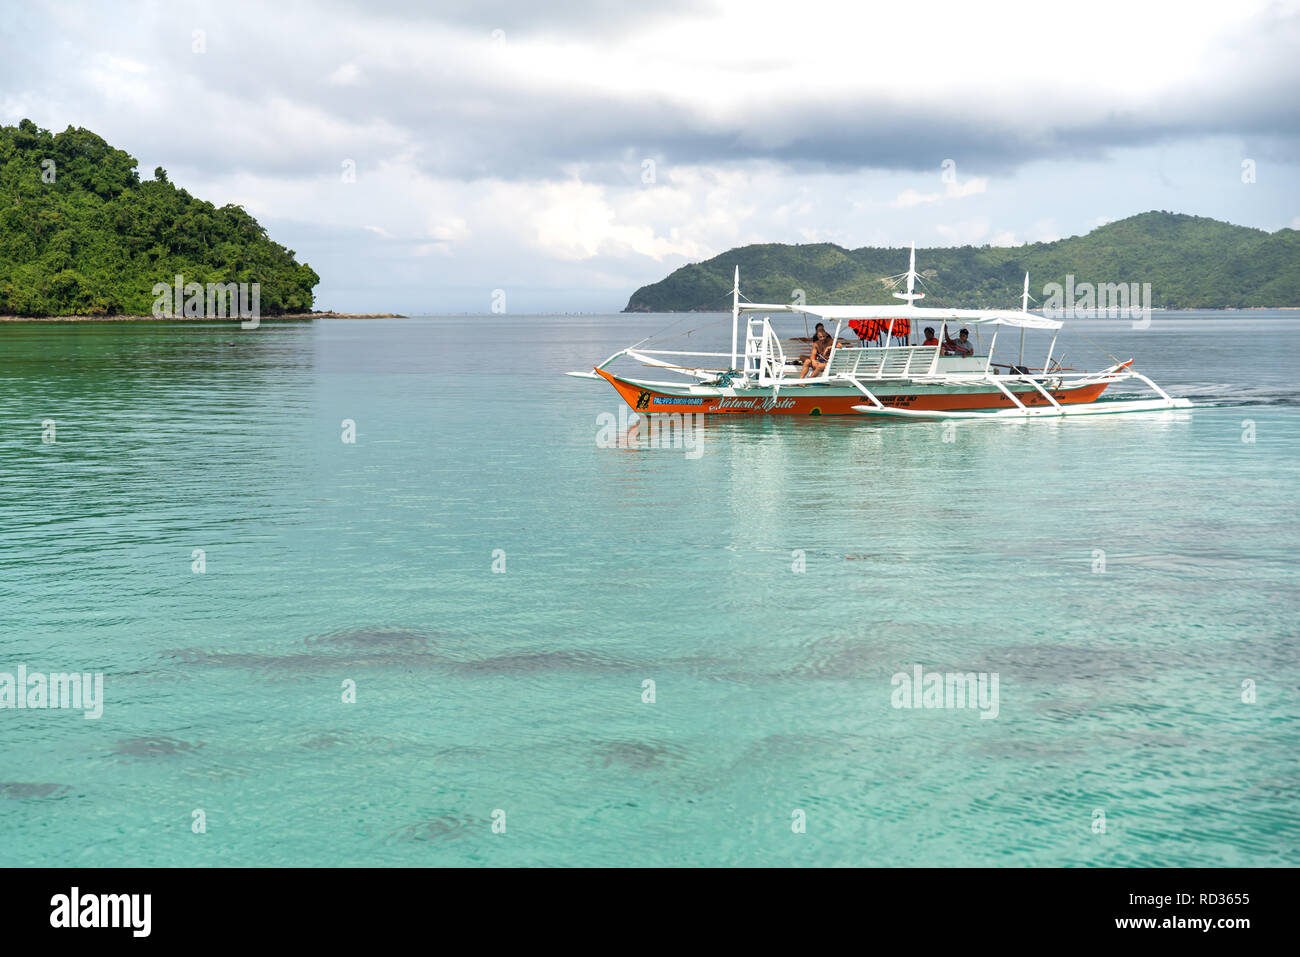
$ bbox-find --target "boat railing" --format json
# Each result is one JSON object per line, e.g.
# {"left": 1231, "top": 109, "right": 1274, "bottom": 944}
{"left": 823, "top": 344, "right": 940, "bottom": 379}
{"left": 932, "top": 354, "right": 989, "bottom": 374}
{"left": 744, "top": 317, "right": 786, "bottom": 383}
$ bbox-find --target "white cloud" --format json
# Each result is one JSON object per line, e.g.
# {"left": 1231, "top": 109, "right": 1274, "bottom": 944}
{"left": 429, "top": 217, "right": 469, "bottom": 242}
{"left": 1026, "top": 219, "right": 1062, "bottom": 243}
{"left": 328, "top": 63, "right": 362, "bottom": 86}
{"left": 892, "top": 177, "right": 989, "bottom": 208}
{"left": 935, "top": 218, "right": 991, "bottom": 245}
{"left": 523, "top": 180, "right": 706, "bottom": 261}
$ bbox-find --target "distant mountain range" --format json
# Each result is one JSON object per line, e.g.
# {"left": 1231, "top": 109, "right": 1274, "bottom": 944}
{"left": 624, "top": 212, "right": 1300, "bottom": 311}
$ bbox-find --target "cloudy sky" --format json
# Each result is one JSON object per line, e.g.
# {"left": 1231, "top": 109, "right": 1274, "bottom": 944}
{"left": 4, "top": 0, "right": 1299, "bottom": 312}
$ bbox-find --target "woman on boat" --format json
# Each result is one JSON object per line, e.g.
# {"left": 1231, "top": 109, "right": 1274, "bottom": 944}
{"left": 799, "top": 324, "right": 834, "bottom": 378}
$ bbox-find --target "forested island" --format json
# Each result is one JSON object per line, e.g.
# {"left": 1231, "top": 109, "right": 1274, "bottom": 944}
{"left": 0, "top": 119, "right": 318, "bottom": 316}
{"left": 626, "top": 212, "right": 1300, "bottom": 311}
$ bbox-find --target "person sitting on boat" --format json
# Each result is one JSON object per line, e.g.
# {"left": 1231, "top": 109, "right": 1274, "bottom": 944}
{"left": 921, "top": 327, "right": 939, "bottom": 346}
{"left": 799, "top": 323, "right": 834, "bottom": 378}
{"left": 943, "top": 328, "right": 974, "bottom": 356}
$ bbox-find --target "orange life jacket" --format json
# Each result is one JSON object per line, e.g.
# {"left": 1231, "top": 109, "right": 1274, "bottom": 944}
{"left": 848, "top": 317, "right": 911, "bottom": 342}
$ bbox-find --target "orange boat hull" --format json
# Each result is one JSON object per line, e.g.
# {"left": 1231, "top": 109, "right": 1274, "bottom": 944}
{"left": 595, "top": 368, "right": 1110, "bottom": 416}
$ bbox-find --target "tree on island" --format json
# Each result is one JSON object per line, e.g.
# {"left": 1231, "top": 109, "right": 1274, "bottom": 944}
{"left": 0, "top": 119, "right": 319, "bottom": 316}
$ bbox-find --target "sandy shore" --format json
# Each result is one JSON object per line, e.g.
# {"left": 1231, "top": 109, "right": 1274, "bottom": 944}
{"left": 0, "top": 312, "right": 406, "bottom": 322}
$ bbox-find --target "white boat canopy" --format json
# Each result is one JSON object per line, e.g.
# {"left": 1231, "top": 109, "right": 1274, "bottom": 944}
{"left": 738, "top": 302, "right": 1062, "bottom": 330}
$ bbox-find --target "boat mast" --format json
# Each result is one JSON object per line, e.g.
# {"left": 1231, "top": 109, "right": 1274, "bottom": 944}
{"left": 1019, "top": 271, "right": 1028, "bottom": 367}
{"left": 894, "top": 242, "right": 923, "bottom": 307}
{"left": 1042, "top": 267, "right": 1058, "bottom": 373}
{"left": 731, "top": 265, "right": 739, "bottom": 371}
{"left": 892, "top": 242, "right": 923, "bottom": 348}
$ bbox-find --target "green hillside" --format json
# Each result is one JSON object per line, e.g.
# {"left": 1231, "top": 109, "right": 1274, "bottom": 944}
{"left": 625, "top": 212, "right": 1300, "bottom": 311}
{"left": 0, "top": 119, "right": 318, "bottom": 316}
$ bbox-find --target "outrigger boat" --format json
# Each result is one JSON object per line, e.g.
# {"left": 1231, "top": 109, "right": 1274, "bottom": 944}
{"left": 569, "top": 246, "right": 1192, "bottom": 419}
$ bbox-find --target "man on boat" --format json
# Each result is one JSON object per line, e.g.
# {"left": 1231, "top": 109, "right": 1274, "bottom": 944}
{"left": 943, "top": 328, "right": 974, "bottom": 356}
{"left": 922, "top": 327, "right": 939, "bottom": 346}
{"left": 799, "top": 323, "right": 834, "bottom": 378}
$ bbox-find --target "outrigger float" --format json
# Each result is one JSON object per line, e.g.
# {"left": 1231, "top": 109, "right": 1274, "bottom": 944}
{"left": 569, "top": 246, "right": 1192, "bottom": 420}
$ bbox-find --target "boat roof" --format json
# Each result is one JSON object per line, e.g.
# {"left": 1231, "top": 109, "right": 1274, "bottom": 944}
{"left": 739, "top": 302, "right": 1063, "bottom": 330}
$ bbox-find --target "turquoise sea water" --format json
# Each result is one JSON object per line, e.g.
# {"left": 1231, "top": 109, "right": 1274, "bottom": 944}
{"left": 0, "top": 313, "right": 1297, "bottom": 867}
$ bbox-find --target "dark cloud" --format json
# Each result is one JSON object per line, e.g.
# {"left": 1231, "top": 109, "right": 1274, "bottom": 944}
{"left": 4, "top": 0, "right": 1299, "bottom": 185}
{"left": 315, "top": 0, "right": 721, "bottom": 39}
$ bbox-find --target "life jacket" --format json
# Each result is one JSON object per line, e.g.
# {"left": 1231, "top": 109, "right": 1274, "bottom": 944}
{"left": 848, "top": 317, "right": 911, "bottom": 342}
{"left": 847, "top": 319, "right": 875, "bottom": 341}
